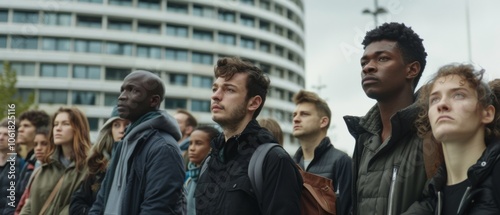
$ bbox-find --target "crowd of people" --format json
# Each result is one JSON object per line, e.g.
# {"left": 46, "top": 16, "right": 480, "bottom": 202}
{"left": 1, "top": 21, "right": 499, "bottom": 215}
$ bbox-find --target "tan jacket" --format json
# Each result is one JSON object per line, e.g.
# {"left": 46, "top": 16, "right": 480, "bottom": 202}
{"left": 20, "top": 149, "right": 87, "bottom": 215}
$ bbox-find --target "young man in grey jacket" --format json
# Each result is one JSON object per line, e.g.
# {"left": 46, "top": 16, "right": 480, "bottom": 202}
{"left": 89, "top": 70, "right": 185, "bottom": 215}
{"left": 344, "top": 22, "right": 441, "bottom": 215}
{"left": 292, "top": 90, "right": 352, "bottom": 215}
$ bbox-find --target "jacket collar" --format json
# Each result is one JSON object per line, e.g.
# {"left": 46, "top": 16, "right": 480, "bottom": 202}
{"left": 212, "top": 119, "right": 276, "bottom": 162}
{"left": 429, "top": 138, "right": 500, "bottom": 192}
{"left": 343, "top": 94, "right": 420, "bottom": 144}
{"left": 293, "top": 137, "right": 332, "bottom": 161}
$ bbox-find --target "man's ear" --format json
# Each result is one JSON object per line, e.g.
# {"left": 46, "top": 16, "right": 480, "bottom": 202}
{"left": 248, "top": 96, "right": 262, "bottom": 112}
{"left": 186, "top": 125, "right": 194, "bottom": 136}
{"left": 406, "top": 61, "right": 421, "bottom": 79}
{"left": 319, "top": 116, "right": 329, "bottom": 129}
{"left": 150, "top": 95, "right": 161, "bottom": 108}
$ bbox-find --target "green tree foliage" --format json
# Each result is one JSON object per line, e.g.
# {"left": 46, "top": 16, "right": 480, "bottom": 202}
{"left": 0, "top": 61, "right": 35, "bottom": 119}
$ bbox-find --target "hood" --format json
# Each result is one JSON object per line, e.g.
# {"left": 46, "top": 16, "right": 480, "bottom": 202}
{"left": 125, "top": 110, "right": 182, "bottom": 142}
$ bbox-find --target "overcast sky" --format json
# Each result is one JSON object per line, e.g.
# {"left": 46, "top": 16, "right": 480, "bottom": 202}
{"left": 304, "top": 0, "right": 500, "bottom": 155}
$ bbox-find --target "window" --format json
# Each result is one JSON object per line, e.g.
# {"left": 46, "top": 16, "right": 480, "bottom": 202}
{"left": 193, "top": 29, "right": 213, "bottom": 41}
{"left": 218, "top": 11, "right": 235, "bottom": 22}
{"left": 138, "top": 23, "right": 160, "bottom": 34}
{"left": 77, "top": 16, "right": 102, "bottom": 28}
{"left": 288, "top": 52, "right": 295, "bottom": 61}
{"left": 259, "top": 1, "right": 270, "bottom": 10}
{"left": 240, "top": 15, "right": 254, "bottom": 27}
{"left": 287, "top": 9, "right": 294, "bottom": 21}
{"left": 275, "top": 109, "right": 284, "bottom": 121}
{"left": 164, "top": 97, "right": 187, "bottom": 109}
{"left": 16, "top": 89, "right": 34, "bottom": 102}
{"left": 260, "top": 63, "right": 270, "bottom": 74}
{"left": 165, "top": 48, "right": 188, "bottom": 61}
{"left": 167, "top": 2, "right": 188, "bottom": 14}
{"left": 274, "top": 4, "right": 283, "bottom": 16}
{"left": 192, "top": 52, "right": 212, "bottom": 65}
{"left": 11, "top": 62, "right": 35, "bottom": 76}
{"left": 43, "top": 12, "right": 71, "bottom": 26}
{"left": 108, "top": 19, "right": 132, "bottom": 31}
{"left": 287, "top": 29, "right": 294, "bottom": 41}
{"left": 169, "top": 73, "right": 187, "bottom": 86}
{"left": 275, "top": 45, "right": 284, "bottom": 57}
{"left": 259, "top": 20, "right": 270, "bottom": 31}
{"left": 240, "top": 37, "right": 255, "bottom": 49}
{"left": 274, "top": 25, "right": 283, "bottom": 36}
{"left": 42, "top": 37, "right": 70, "bottom": 51}
{"left": 106, "top": 67, "right": 130, "bottom": 80}
{"left": 259, "top": 41, "right": 270, "bottom": 53}
{"left": 166, "top": 24, "right": 188, "bottom": 37}
{"left": 72, "top": 91, "right": 96, "bottom": 105}
{"left": 0, "top": 35, "right": 6, "bottom": 48}
{"left": 191, "top": 99, "right": 210, "bottom": 112}
{"left": 41, "top": 64, "right": 68, "bottom": 78}
{"left": 73, "top": 65, "right": 100, "bottom": 79}
{"left": 0, "top": 10, "right": 8, "bottom": 22}
{"left": 87, "top": 118, "right": 99, "bottom": 131}
{"left": 39, "top": 90, "right": 67, "bottom": 104}
{"left": 11, "top": 35, "right": 38, "bottom": 49}
{"left": 192, "top": 75, "right": 212, "bottom": 89}
{"left": 104, "top": 93, "right": 120, "bottom": 106}
{"left": 79, "top": 0, "right": 103, "bottom": 3}
{"left": 138, "top": 0, "right": 160, "bottom": 10}
{"left": 218, "top": 32, "right": 235, "bottom": 45}
{"left": 13, "top": 11, "right": 38, "bottom": 24}
{"left": 192, "top": 5, "right": 214, "bottom": 18}
{"left": 136, "top": 45, "right": 161, "bottom": 59}
{"left": 106, "top": 42, "right": 132, "bottom": 56}
{"left": 75, "top": 39, "right": 102, "bottom": 53}
{"left": 109, "top": 0, "right": 132, "bottom": 6}
{"left": 240, "top": 0, "right": 254, "bottom": 5}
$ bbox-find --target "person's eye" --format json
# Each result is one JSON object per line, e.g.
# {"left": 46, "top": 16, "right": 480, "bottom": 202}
{"left": 379, "top": 56, "right": 389, "bottom": 62}
{"left": 429, "top": 97, "right": 440, "bottom": 105}
{"left": 453, "top": 93, "right": 465, "bottom": 99}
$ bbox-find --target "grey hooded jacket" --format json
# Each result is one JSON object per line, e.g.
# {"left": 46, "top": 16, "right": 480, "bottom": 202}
{"left": 89, "top": 110, "right": 185, "bottom": 215}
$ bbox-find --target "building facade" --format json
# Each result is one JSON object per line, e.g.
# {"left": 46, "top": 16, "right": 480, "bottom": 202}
{"left": 0, "top": 0, "right": 305, "bottom": 153}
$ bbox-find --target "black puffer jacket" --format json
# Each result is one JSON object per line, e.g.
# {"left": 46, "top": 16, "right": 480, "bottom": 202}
{"left": 403, "top": 140, "right": 500, "bottom": 215}
{"left": 293, "top": 137, "right": 352, "bottom": 215}
{"left": 195, "top": 120, "right": 302, "bottom": 215}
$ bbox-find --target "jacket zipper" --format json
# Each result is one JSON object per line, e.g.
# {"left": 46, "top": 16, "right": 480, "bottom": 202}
{"left": 457, "top": 187, "right": 471, "bottom": 214}
{"left": 437, "top": 191, "right": 442, "bottom": 215}
{"left": 387, "top": 166, "right": 399, "bottom": 215}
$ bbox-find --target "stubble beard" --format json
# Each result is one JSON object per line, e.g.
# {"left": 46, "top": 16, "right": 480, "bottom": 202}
{"left": 214, "top": 101, "right": 248, "bottom": 133}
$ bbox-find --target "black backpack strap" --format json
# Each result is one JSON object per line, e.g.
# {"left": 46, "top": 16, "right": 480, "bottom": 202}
{"left": 248, "top": 143, "right": 280, "bottom": 207}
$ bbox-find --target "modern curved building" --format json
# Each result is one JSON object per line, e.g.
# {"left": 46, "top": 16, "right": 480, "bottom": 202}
{"left": 0, "top": 0, "right": 305, "bottom": 153}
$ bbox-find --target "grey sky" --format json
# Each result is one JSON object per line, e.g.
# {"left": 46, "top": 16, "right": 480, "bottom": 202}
{"left": 304, "top": 0, "right": 500, "bottom": 155}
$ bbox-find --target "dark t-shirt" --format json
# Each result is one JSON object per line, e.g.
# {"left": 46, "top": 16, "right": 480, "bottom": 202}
{"left": 442, "top": 179, "right": 471, "bottom": 215}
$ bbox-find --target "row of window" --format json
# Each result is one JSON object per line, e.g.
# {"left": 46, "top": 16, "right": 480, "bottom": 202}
{"left": 58, "top": 0, "right": 303, "bottom": 25}
{"left": 0, "top": 31, "right": 303, "bottom": 67}
{"left": 0, "top": 3, "right": 304, "bottom": 48}
{"left": 1, "top": 60, "right": 305, "bottom": 87}
{"left": 17, "top": 88, "right": 296, "bottom": 124}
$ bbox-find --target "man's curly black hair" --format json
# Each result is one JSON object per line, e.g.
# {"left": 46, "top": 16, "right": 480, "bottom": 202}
{"left": 362, "top": 22, "right": 427, "bottom": 89}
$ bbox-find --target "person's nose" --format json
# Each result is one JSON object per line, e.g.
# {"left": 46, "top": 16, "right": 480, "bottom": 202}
{"left": 362, "top": 60, "right": 376, "bottom": 74}
{"left": 436, "top": 97, "right": 451, "bottom": 113}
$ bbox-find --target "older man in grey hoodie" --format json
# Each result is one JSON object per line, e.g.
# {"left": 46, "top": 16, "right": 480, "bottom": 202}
{"left": 89, "top": 70, "right": 185, "bottom": 215}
